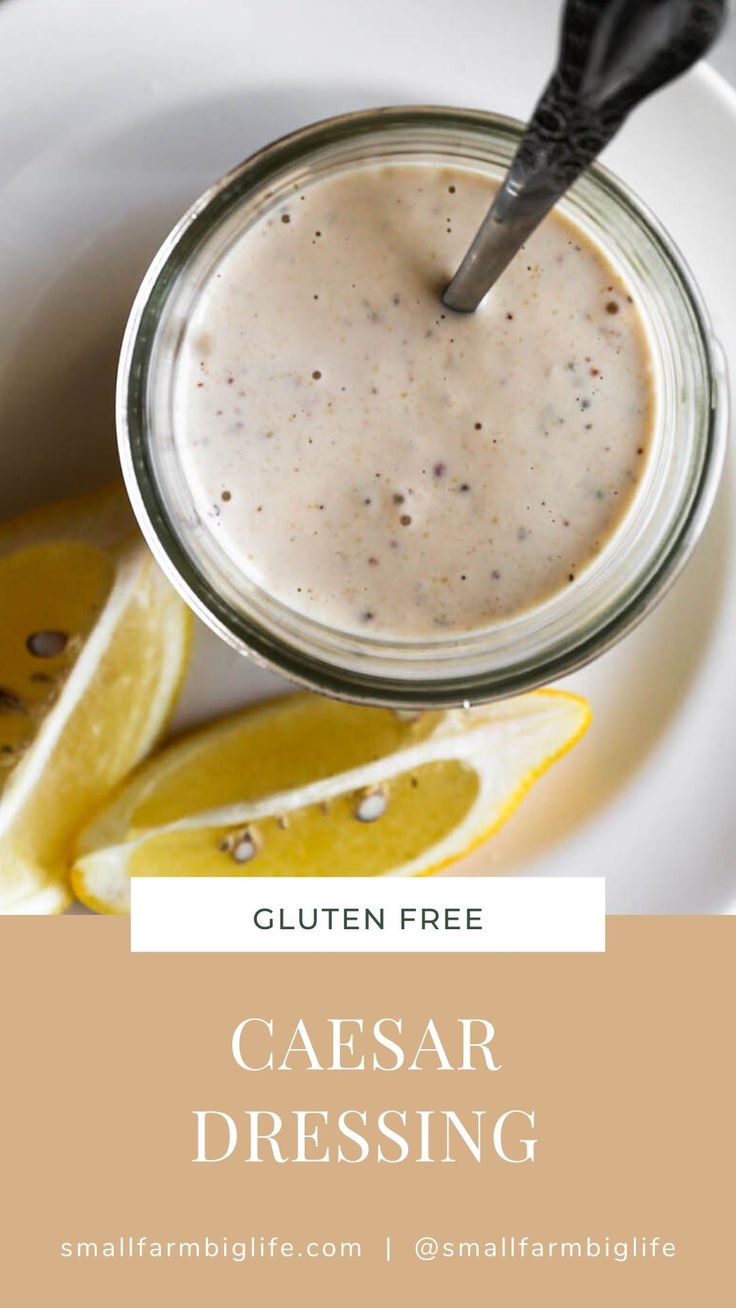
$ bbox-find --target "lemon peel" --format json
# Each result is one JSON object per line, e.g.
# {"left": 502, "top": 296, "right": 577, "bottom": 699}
{"left": 72, "top": 689, "right": 590, "bottom": 913}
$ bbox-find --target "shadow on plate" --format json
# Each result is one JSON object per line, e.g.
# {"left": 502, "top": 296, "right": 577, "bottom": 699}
{"left": 463, "top": 473, "right": 733, "bottom": 874}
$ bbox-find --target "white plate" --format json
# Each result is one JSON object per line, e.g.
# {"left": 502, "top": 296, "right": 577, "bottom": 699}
{"left": 1, "top": 0, "right": 734, "bottom": 912}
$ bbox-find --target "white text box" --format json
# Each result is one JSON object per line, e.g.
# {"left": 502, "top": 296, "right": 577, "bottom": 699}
{"left": 130, "top": 877, "right": 605, "bottom": 953}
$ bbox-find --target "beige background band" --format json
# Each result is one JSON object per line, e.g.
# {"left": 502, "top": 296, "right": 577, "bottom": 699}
{"left": 1, "top": 917, "right": 732, "bottom": 1305}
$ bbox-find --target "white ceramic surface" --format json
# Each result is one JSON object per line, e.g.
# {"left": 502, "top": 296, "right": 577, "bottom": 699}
{"left": 1, "top": 0, "right": 734, "bottom": 912}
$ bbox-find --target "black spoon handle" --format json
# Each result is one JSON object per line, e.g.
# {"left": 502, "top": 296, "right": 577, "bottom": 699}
{"left": 443, "top": 0, "right": 728, "bottom": 313}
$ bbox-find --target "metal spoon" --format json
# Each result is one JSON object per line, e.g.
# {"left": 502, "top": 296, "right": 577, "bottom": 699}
{"left": 443, "top": 0, "right": 728, "bottom": 313}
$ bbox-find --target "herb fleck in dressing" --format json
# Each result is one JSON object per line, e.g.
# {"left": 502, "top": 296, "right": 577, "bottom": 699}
{"left": 175, "top": 162, "right": 654, "bottom": 638}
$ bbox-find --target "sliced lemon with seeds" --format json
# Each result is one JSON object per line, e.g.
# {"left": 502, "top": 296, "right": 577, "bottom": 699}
{"left": 0, "top": 484, "right": 191, "bottom": 914}
{"left": 71, "top": 689, "right": 590, "bottom": 913}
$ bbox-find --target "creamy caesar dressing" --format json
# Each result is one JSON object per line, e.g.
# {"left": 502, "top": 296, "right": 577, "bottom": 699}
{"left": 174, "top": 161, "right": 654, "bottom": 638}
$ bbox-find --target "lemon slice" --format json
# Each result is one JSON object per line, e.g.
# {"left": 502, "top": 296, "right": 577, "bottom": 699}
{"left": 0, "top": 484, "right": 191, "bottom": 914}
{"left": 72, "top": 689, "right": 590, "bottom": 913}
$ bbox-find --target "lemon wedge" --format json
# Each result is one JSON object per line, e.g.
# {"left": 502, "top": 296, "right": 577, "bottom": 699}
{"left": 72, "top": 689, "right": 590, "bottom": 913}
{"left": 0, "top": 484, "right": 191, "bottom": 913}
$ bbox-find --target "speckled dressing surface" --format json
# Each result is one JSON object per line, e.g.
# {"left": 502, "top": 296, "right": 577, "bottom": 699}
{"left": 176, "top": 162, "right": 654, "bottom": 638}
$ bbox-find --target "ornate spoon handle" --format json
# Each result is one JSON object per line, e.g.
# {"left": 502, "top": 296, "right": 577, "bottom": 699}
{"left": 443, "top": 0, "right": 728, "bottom": 313}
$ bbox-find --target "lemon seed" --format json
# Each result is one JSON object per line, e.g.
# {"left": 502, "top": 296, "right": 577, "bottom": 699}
{"left": 26, "top": 630, "right": 69, "bottom": 658}
{"left": 232, "top": 828, "right": 259, "bottom": 863}
{"left": 354, "top": 786, "right": 388, "bottom": 822}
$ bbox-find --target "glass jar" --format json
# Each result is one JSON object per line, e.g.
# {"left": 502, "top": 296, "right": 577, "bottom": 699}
{"left": 117, "top": 106, "right": 727, "bottom": 708}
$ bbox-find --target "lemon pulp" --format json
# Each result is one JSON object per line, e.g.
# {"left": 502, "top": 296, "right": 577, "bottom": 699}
{"left": 127, "top": 760, "right": 479, "bottom": 878}
{"left": 0, "top": 543, "right": 114, "bottom": 792}
{"left": 0, "top": 485, "right": 191, "bottom": 913}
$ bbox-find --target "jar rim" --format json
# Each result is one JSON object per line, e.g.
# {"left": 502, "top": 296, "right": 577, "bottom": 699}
{"left": 117, "top": 105, "right": 727, "bottom": 708}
